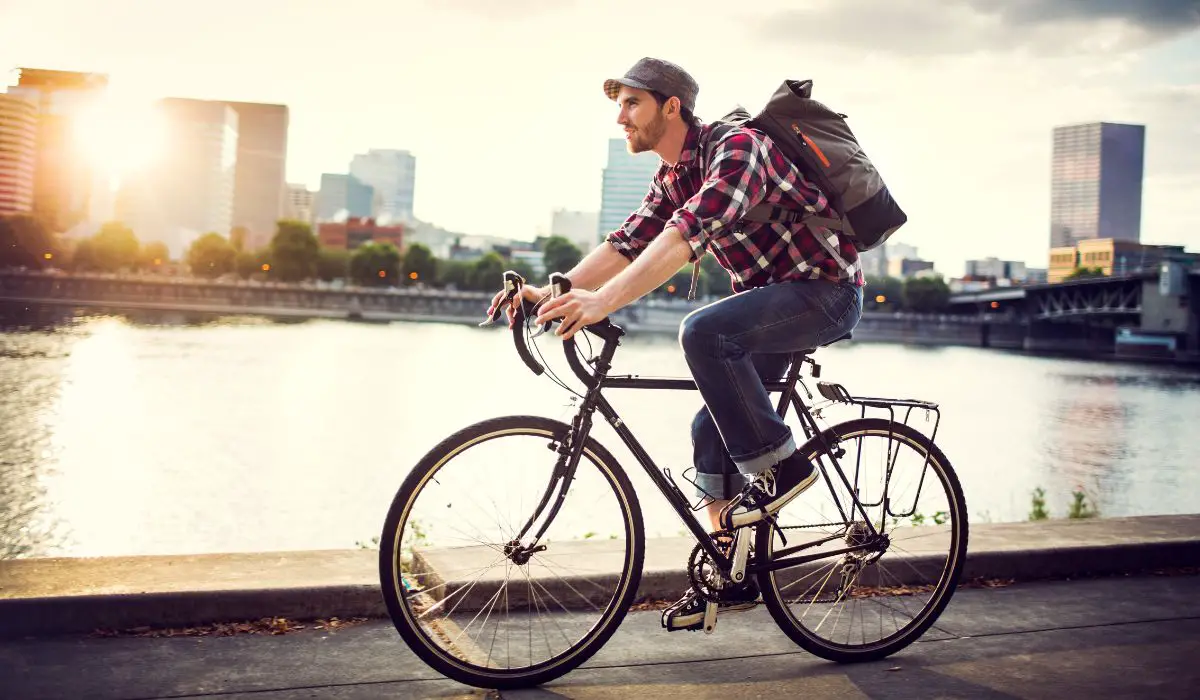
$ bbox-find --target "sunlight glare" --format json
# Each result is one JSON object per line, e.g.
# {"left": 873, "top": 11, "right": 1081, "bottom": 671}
{"left": 74, "top": 95, "right": 167, "bottom": 184}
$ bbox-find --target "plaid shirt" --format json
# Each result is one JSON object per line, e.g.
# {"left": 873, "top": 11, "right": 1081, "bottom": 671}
{"left": 606, "top": 121, "right": 864, "bottom": 293}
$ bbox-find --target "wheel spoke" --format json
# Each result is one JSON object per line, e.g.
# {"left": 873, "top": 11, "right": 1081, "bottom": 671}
{"left": 379, "top": 419, "right": 643, "bottom": 685}
{"left": 761, "top": 419, "right": 966, "bottom": 660}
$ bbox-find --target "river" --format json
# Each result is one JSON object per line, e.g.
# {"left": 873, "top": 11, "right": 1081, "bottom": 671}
{"left": 2, "top": 302, "right": 1199, "bottom": 560}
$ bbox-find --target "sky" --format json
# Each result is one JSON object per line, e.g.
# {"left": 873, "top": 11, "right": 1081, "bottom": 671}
{"left": 1, "top": 0, "right": 1198, "bottom": 277}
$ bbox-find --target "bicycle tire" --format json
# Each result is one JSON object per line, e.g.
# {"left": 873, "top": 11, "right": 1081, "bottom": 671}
{"left": 756, "top": 417, "right": 968, "bottom": 663}
{"left": 379, "top": 415, "right": 645, "bottom": 690}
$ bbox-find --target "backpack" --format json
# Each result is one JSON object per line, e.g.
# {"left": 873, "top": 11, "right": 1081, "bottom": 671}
{"left": 705, "top": 79, "right": 907, "bottom": 254}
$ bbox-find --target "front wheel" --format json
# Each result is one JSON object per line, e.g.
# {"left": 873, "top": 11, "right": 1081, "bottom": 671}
{"left": 379, "top": 415, "right": 645, "bottom": 690}
{"left": 756, "top": 417, "right": 968, "bottom": 663}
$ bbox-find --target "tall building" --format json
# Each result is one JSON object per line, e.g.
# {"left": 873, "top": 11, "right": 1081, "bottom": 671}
{"left": 315, "top": 173, "right": 373, "bottom": 222}
{"left": 117, "top": 98, "right": 238, "bottom": 257}
{"left": 550, "top": 208, "right": 599, "bottom": 251}
{"left": 349, "top": 149, "right": 416, "bottom": 223}
{"left": 10, "top": 68, "right": 108, "bottom": 233}
{"left": 284, "top": 183, "right": 315, "bottom": 225}
{"left": 598, "top": 138, "right": 660, "bottom": 238}
{"left": 1050, "top": 122, "right": 1145, "bottom": 249}
{"left": 220, "top": 102, "right": 288, "bottom": 249}
{"left": 0, "top": 92, "right": 38, "bottom": 215}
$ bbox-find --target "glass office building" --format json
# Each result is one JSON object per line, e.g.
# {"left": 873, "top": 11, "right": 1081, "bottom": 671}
{"left": 598, "top": 138, "right": 661, "bottom": 240}
{"left": 1050, "top": 122, "right": 1145, "bottom": 249}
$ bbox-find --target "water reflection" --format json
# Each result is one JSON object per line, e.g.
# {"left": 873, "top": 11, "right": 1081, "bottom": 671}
{"left": 2, "top": 305, "right": 1199, "bottom": 559}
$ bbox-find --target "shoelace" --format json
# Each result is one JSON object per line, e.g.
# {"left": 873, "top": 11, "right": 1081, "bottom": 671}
{"left": 750, "top": 467, "right": 777, "bottom": 499}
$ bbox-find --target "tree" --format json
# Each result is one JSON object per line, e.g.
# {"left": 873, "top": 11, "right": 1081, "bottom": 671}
{"left": 903, "top": 275, "right": 951, "bottom": 313}
{"left": 0, "top": 215, "right": 56, "bottom": 269}
{"left": 865, "top": 275, "right": 904, "bottom": 311}
{"left": 470, "top": 251, "right": 506, "bottom": 291}
{"left": 268, "top": 220, "right": 320, "bottom": 282}
{"left": 437, "top": 259, "right": 472, "bottom": 289}
{"left": 236, "top": 248, "right": 272, "bottom": 279}
{"left": 70, "top": 238, "right": 100, "bottom": 271}
{"left": 699, "top": 252, "right": 730, "bottom": 297}
{"left": 186, "top": 232, "right": 236, "bottom": 278}
{"left": 402, "top": 243, "right": 437, "bottom": 286}
{"left": 91, "top": 222, "right": 140, "bottom": 272}
{"left": 349, "top": 241, "right": 401, "bottom": 287}
{"left": 229, "top": 225, "right": 249, "bottom": 253}
{"left": 138, "top": 241, "right": 170, "bottom": 271}
{"left": 1065, "top": 266, "right": 1105, "bottom": 281}
{"left": 652, "top": 263, "right": 693, "bottom": 299}
{"left": 542, "top": 236, "right": 583, "bottom": 275}
{"left": 316, "top": 248, "right": 349, "bottom": 281}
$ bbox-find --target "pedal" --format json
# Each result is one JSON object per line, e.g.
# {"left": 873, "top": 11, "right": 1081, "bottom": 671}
{"left": 702, "top": 599, "right": 718, "bottom": 635}
{"left": 729, "top": 528, "right": 752, "bottom": 584}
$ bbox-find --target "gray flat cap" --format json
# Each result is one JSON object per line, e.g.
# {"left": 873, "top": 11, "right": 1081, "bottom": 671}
{"left": 603, "top": 57, "right": 698, "bottom": 113}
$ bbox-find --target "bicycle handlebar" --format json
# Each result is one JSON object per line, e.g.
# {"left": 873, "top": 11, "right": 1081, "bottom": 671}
{"left": 483, "top": 270, "right": 624, "bottom": 386}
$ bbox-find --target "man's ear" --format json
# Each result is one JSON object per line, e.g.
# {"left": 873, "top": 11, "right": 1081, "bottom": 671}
{"left": 666, "top": 96, "right": 681, "bottom": 118}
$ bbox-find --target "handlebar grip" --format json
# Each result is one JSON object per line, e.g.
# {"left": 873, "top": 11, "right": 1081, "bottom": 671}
{"left": 512, "top": 297, "right": 545, "bottom": 376}
{"left": 549, "top": 272, "right": 571, "bottom": 297}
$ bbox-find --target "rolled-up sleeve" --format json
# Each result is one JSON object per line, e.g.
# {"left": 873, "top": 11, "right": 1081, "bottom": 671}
{"left": 667, "top": 131, "right": 770, "bottom": 262}
{"left": 605, "top": 175, "right": 673, "bottom": 262}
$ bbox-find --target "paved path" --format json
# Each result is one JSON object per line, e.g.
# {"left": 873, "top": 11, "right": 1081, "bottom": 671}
{"left": 2, "top": 574, "right": 1199, "bottom": 699}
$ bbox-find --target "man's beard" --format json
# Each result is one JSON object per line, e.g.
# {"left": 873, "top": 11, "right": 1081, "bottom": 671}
{"left": 627, "top": 112, "right": 667, "bottom": 154}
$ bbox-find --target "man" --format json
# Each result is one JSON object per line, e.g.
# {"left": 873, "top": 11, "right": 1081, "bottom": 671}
{"left": 487, "top": 57, "right": 864, "bottom": 630}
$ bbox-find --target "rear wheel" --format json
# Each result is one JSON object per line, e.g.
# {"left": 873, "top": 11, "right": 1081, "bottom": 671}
{"left": 379, "top": 415, "right": 645, "bottom": 689}
{"left": 756, "top": 417, "right": 968, "bottom": 663}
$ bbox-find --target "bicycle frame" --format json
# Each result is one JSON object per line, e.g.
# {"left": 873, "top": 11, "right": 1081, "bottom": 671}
{"left": 509, "top": 314, "right": 886, "bottom": 581}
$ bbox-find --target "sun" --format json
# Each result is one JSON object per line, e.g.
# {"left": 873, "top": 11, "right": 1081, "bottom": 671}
{"left": 73, "top": 94, "right": 167, "bottom": 184}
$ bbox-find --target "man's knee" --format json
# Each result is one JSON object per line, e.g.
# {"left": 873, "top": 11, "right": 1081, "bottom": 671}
{"left": 679, "top": 307, "right": 718, "bottom": 357}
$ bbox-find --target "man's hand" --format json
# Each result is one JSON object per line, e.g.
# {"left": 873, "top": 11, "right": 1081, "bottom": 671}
{"left": 486, "top": 284, "right": 548, "bottom": 328}
{"left": 535, "top": 288, "right": 613, "bottom": 340}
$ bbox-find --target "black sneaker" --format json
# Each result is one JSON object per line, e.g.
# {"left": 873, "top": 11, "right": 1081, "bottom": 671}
{"left": 719, "top": 452, "right": 818, "bottom": 530}
{"left": 661, "top": 579, "right": 760, "bottom": 632}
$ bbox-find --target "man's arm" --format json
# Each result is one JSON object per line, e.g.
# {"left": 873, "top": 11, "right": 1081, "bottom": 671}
{"left": 596, "top": 226, "right": 692, "bottom": 311}
{"left": 596, "top": 131, "right": 771, "bottom": 311}
{"left": 561, "top": 242, "right": 630, "bottom": 291}
{"left": 536, "top": 130, "right": 772, "bottom": 338}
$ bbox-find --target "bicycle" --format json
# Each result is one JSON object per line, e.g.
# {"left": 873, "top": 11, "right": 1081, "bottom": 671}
{"left": 379, "top": 271, "right": 968, "bottom": 690}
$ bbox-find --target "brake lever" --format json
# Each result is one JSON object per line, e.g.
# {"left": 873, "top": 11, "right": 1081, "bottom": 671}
{"left": 527, "top": 296, "right": 554, "bottom": 338}
{"left": 479, "top": 271, "right": 526, "bottom": 327}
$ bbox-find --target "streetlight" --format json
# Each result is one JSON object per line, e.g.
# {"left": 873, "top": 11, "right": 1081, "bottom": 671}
{"left": 261, "top": 263, "right": 270, "bottom": 272}
{"left": 875, "top": 295, "right": 886, "bottom": 304}
{"left": 378, "top": 270, "right": 386, "bottom": 278}
{"left": 43, "top": 252, "right": 53, "bottom": 260}
{"left": 409, "top": 271, "right": 418, "bottom": 280}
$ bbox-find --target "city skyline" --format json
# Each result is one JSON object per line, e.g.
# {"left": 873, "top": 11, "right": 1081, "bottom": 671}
{"left": 1, "top": 0, "right": 1198, "bottom": 278}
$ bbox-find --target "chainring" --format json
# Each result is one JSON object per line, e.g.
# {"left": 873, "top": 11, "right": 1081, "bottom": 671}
{"left": 686, "top": 530, "right": 736, "bottom": 604}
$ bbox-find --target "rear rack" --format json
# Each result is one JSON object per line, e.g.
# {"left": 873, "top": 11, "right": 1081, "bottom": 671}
{"left": 812, "top": 381, "right": 942, "bottom": 522}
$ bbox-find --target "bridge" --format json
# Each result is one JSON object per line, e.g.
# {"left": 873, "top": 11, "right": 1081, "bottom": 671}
{"left": 948, "top": 269, "right": 1200, "bottom": 360}
{"left": 2, "top": 269, "right": 1197, "bottom": 363}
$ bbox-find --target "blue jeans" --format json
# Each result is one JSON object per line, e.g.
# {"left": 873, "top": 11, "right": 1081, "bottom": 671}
{"left": 680, "top": 279, "right": 864, "bottom": 500}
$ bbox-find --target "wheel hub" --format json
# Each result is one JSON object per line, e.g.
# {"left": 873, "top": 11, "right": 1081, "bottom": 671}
{"left": 504, "top": 539, "right": 547, "bottom": 565}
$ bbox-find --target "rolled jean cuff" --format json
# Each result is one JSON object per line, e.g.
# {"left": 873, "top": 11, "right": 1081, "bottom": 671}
{"left": 692, "top": 471, "right": 751, "bottom": 500}
{"left": 733, "top": 435, "right": 796, "bottom": 476}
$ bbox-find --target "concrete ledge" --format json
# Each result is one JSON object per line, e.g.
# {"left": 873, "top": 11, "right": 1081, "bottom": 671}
{"left": 2, "top": 515, "right": 1198, "bottom": 639}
